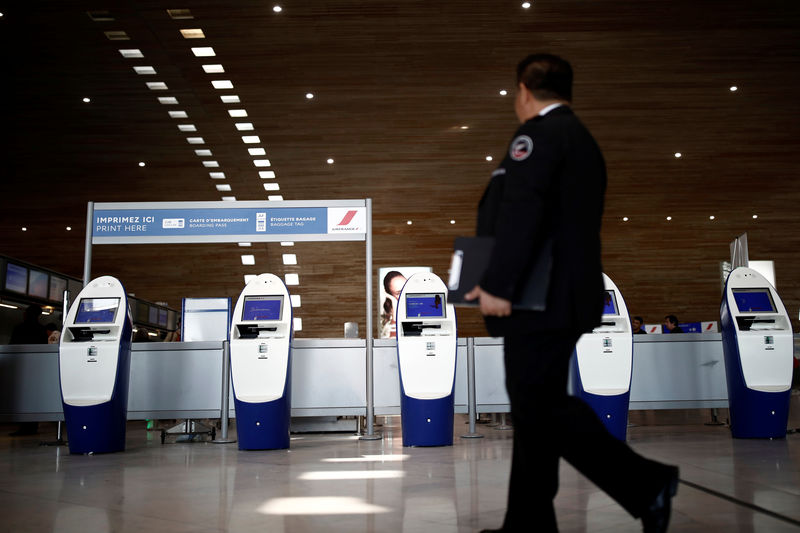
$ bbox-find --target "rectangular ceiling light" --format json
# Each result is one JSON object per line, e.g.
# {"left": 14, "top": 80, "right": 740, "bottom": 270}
{"left": 282, "top": 254, "right": 297, "bottom": 265}
{"left": 168, "top": 110, "right": 188, "bottom": 118}
{"left": 229, "top": 109, "right": 248, "bottom": 117}
{"left": 191, "top": 47, "right": 216, "bottom": 57}
{"left": 87, "top": 10, "right": 114, "bottom": 21}
{"left": 202, "top": 161, "right": 219, "bottom": 167}
{"left": 259, "top": 171, "right": 276, "bottom": 179}
{"left": 212, "top": 80, "right": 234, "bottom": 90}
{"left": 180, "top": 28, "right": 205, "bottom": 39}
{"left": 268, "top": 195, "right": 283, "bottom": 201}
{"left": 285, "top": 273, "right": 299, "bottom": 285}
{"left": 263, "top": 183, "right": 280, "bottom": 191}
{"left": 241, "top": 255, "right": 255, "bottom": 265}
{"left": 158, "top": 96, "right": 178, "bottom": 104}
{"left": 222, "top": 196, "right": 236, "bottom": 201}
{"left": 220, "top": 95, "right": 240, "bottom": 103}
{"left": 104, "top": 30, "right": 130, "bottom": 41}
{"left": 242, "top": 135, "right": 261, "bottom": 144}
{"left": 187, "top": 137, "right": 205, "bottom": 144}
{"left": 244, "top": 274, "right": 257, "bottom": 285}
{"left": 209, "top": 172, "right": 226, "bottom": 179}
{"left": 119, "top": 49, "right": 144, "bottom": 58}
{"left": 280, "top": 242, "right": 294, "bottom": 246}
{"left": 177, "top": 124, "right": 196, "bottom": 132}
{"left": 167, "top": 8, "right": 194, "bottom": 19}
{"left": 238, "top": 242, "right": 252, "bottom": 247}
{"left": 203, "top": 64, "right": 225, "bottom": 73}
{"left": 215, "top": 184, "right": 232, "bottom": 191}
{"left": 253, "top": 159, "right": 271, "bottom": 167}
{"left": 248, "top": 148, "right": 265, "bottom": 156}
{"left": 195, "top": 149, "right": 212, "bottom": 156}
{"left": 290, "top": 295, "right": 301, "bottom": 307}
{"left": 146, "top": 82, "right": 168, "bottom": 90}
{"left": 133, "top": 66, "right": 156, "bottom": 75}
{"left": 235, "top": 122, "right": 254, "bottom": 131}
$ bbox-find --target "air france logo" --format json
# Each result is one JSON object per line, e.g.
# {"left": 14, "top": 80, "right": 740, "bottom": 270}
{"left": 328, "top": 207, "right": 365, "bottom": 233}
{"left": 337, "top": 210, "right": 358, "bottom": 226}
{"left": 510, "top": 135, "right": 533, "bottom": 161}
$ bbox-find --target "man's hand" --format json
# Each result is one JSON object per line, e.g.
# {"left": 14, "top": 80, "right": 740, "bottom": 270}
{"left": 464, "top": 285, "right": 512, "bottom": 317}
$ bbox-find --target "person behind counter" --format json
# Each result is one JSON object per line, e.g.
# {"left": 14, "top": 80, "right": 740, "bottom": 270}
{"left": 663, "top": 315, "right": 683, "bottom": 333}
{"left": 632, "top": 316, "right": 647, "bottom": 335}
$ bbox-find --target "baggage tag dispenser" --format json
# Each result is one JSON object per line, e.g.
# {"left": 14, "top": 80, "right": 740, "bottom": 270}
{"left": 59, "top": 276, "right": 133, "bottom": 454}
{"left": 230, "top": 273, "right": 293, "bottom": 450}
{"left": 720, "top": 267, "right": 793, "bottom": 438}
{"left": 396, "top": 272, "right": 457, "bottom": 446}
{"left": 570, "top": 274, "right": 633, "bottom": 441}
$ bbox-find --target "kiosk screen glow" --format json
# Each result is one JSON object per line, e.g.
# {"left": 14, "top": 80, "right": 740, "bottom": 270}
{"left": 406, "top": 293, "right": 444, "bottom": 318}
{"left": 733, "top": 289, "right": 776, "bottom": 313}
{"left": 603, "top": 290, "right": 618, "bottom": 315}
{"left": 243, "top": 296, "right": 282, "bottom": 321}
{"left": 75, "top": 298, "right": 120, "bottom": 323}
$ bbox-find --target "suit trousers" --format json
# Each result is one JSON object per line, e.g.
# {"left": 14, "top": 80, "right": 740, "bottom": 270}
{"left": 501, "top": 329, "right": 670, "bottom": 532}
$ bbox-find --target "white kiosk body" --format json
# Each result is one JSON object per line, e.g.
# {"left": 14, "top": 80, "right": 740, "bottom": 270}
{"left": 720, "top": 267, "right": 793, "bottom": 438}
{"left": 396, "top": 272, "right": 457, "bottom": 446}
{"left": 230, "top": 273, "right": 293, "bottom": 450}
{"left": 570, "top": 273, "right": 633, "bottom": 441}
{"left": 59, "top": 276, "right": 133, "bottom": 454}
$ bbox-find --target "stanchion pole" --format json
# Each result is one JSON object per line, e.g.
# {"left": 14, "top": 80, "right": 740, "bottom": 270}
{"left": 461, "top": 337, "right": 483, "bottom": 439}
{"left": 361, "top": 198, "right": 381, "bottom": 440}
{"left": 212, "top": 340, "right": 236, "bottom": 444}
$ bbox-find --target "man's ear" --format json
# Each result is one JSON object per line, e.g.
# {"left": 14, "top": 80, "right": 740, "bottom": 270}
{"left": 518, "top": 82, "right": 532, "bottom": 104}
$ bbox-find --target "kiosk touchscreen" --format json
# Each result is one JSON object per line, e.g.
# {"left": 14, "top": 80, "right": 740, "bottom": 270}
{"left": 720, "top": 267, "right": 793, "bottom": 438}
{"left": 569, "top": 274, "right": 633, "bottom": 441}
{"left": 396, "top": 272, "right": 457, "bottom": 446}
{"left": 59, "top": 276, "right": 133, "bottom": 454}
{"left": 230, "top": 273, "right": 293, "bottom": 450}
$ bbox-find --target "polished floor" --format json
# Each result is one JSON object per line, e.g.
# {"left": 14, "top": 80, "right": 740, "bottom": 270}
{"left": 1, "top": 399, "right": 799, "bottom": 533}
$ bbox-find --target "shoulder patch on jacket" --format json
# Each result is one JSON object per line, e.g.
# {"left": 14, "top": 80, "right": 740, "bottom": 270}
{"left": 491, "top": 168, "right": 506, "bottom": 177}
{"left": 510, "top": 135, "right": 533, "bottom": 161}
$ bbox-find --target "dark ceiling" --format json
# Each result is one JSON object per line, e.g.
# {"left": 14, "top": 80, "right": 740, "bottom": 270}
{"left": 2, "top": 0, "right": 800, "bottom": 336}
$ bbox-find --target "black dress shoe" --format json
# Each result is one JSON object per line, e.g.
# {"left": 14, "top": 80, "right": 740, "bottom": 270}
{"left": 641, "top": 466, "right": 679, "bottom": 533}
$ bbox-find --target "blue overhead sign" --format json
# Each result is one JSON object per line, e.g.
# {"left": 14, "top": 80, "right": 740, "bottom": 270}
{"left": 90, "top": 201, "right": 367, "bottom": 244}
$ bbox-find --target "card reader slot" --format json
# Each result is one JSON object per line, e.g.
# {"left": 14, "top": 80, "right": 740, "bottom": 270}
{"left": 68, "top": 327, "right": 111, "bottom": 341}
{"left": 401, "top": 321, "right": 441, "bottom": 336}
{"left": 236, "top": 324, "right": 278, "bottom": 339}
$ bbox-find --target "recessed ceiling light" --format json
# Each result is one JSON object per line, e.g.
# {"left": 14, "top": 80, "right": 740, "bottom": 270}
{"left": 220, "top": 95, "right": 241, "bottom": 103}
{"left": 709, "top": 215, "right": 715, "bottom": 220}
{"left": 158, "top": 96, "right": 178, "bottom": 104}
{"left": 168, "top": 110, "right": 188, "bottom": 118}
{"left": 241, "top": 255, "right": 255, "bottom": 265}
{"left": 283, "top": 254, "right": 297, "bottom": 265}
{"left": 212, "top": 80, "right": 234, "bottom": 89}
{"left": 203, "top": 64, "right": 225, "bottom": 73}
{"left": 238, "top": 242, "right": 252, "bottom": 247}
{"left": 248, "top": 148, "right": 266, "bottom": 156}
{"left": 167, "top": 9, "right": 194, "bottom": 20}
{"left": 450, "top": 220, "right": 455, "bottom": 224}
{"left": 242, "top": 135, "right": 261, "bottom": 143}
{"left": 274, "top": 6, "right": 283, "bottom": 13}
{"left": 305, "top": 93, "right": 314, "bottom": 99}
{"left": 327, "top": 158, "right": 334, "bottom": 164}
{"left": 486, "top": 156, "right": 493, "bottom": 161}
{"left": 264, "top": 183, "right": 280, "bottom": 191}
{"left": 178, "top": 124, "right": 197, "bottom": 132}
{"left": 268, "top": 195, "right": 284, "bottom": 201}
{"left": 730, "top": 86, "right": 738, "bottom": 92}
{"left": 622, "top": 217, "right": 629, "bottom": 222}
{"left": 202, "top": 161, "right": 219, "bottom": 167}
{"left": 138, "top": 161, "right": 146, "bottom": 167}
{"left": 229, "top": 109, "right": 248, "bottom": 117}
{"left": 522, "top": 2, "right": 532, "bottom": 8}
{"left": 293, "top": 317, "right": 302, "bottom": 331}
{"left": 186, "top": 137, "right": 205, "bottom": 144}
{"left": 752, "top": 214, "right": 758, "bottom": 219}
{"left": 195, "top": 149, "right": 212, "bottom": 156}
{"left": 244, "top": 274, "right": 257, "bottom": 284}
{"left": 499, "top": 89, "right": 508, "bottom": 96}
{"left": 460, "top": 126, "right": 469, "bottom": 130}
{"left": 133, "top": 66, "right": 156, "bottom": 75}
{"left": 104, "top": 30, "right": 130, "bottom": 41}
{"left": 209, "top": 172, "right": 225, "bottom": 179}
{"left": 674, "top": 152, "right": 682, "bottom": 158}
{"left": 180, "top": 28, "right": 205, "bottom": 39}
{"left": 281, "top": 242, "right": 294, "bottom": 246}
{"left": 666, "top": 216, "right": 672, "bottom": 221}
{"left": 66, "top": 226, "right": 72, "bottom": 231}
{"left": 285, "top": 273, "right": 299, "bottom": 285}
{"left": 216, "top": 184, "right": 232, "bottom": 191}
{"left": 87, "top": 10, "right": 114, "bottom": 22}
{"left": 21, "top": 227, "right": 27, "bottom": 232}
{"left": 254, "top": 159, "right": 271, "bottom": 167}
{"left": 146, "top": 82, "right": 168, "bottom": 90}
{"left": 235, "top": 122, "right": 254, "bottom": 131}
{"left": 82, "top": 97, "right": 91, "bottom": 103}
{"left": 191, "top": 47, "right": 216, "bottom": 57}
{"left": 407, "top": 220, "right": 413, "bottom": 225}
{"left": 259, "top": 171, "right": 276, "bottom": 179}
{"left": 290, "top": 295, "right": 301, "bottom": 307}
{"left": 119, "top": 49, "right": 143, "bottom": 58}
{"left": 221, "top": 196, "right": 236, "bottom": 201}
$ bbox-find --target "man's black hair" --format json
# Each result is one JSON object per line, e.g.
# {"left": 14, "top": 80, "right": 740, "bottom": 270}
{"left": 664, "top": 315, "right": 679, "bottom": 326}
{"left": 516, "top": 53, "right": 573, "bottom": 103}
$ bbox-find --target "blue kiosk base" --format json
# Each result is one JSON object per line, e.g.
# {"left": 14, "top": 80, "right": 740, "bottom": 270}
{"left": 728, "top": 387, "right": 790, "bottom": 439}
{"left": 63, "top": 401, "right": 127, "bottom": 454}
{"left": 234, "top": 396, "right": 290, "bottom": 450}
{"left": 400, "top": 395, "right": 454, "bottom": 447}
{"left": 578, "top": 391, "right": 630, "bottom": 442}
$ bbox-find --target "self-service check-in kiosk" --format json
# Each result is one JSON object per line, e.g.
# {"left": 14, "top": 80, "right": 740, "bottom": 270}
{"left": 59, "top": 276, "right": 133, "bottom": 454}
{"left": 230, "top": 273, "right": 292, "bottom": 450}
{"left": 720, "top": 267, "right": 793, "bottom": 438}
{"left": 396, "top": 272, "right": 457, "bottom": 447}
{"left": 570, "top": 274, "right": 633, "bottom": 441}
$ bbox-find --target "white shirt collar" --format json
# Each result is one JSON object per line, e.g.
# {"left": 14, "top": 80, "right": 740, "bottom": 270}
{"left": 538, "top": 103, "right": 565, "bottom": 116}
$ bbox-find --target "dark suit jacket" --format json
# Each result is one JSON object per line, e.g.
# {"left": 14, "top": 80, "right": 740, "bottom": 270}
{"left": 476, "top": 106, "right": 606, "bottom": 336}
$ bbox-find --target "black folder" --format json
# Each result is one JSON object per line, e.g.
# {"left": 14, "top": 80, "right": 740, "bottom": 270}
{"left": 447, "top": 236, "right": 553, "bottom": 311}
